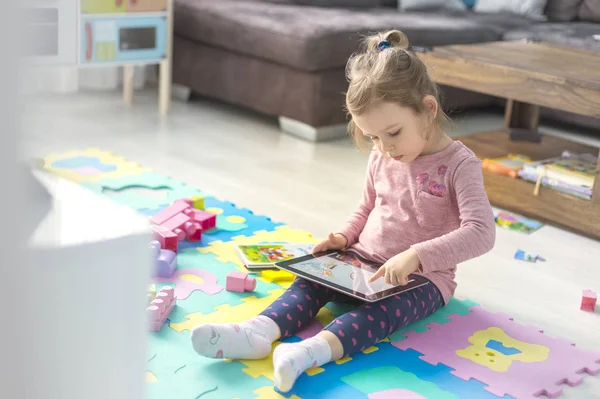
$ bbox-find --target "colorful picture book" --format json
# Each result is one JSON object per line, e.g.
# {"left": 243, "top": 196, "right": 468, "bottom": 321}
{"left": 234, "top": 243, "right": 314, "bottom": 270}
{"left": 495, "top": 211, "right": 544, "bottom": 234}
{"left": 521, "top": 151, "right": 596, "bottom": 188}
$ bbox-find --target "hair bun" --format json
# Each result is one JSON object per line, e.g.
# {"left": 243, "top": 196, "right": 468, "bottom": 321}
{"left": 367, "top": 29, "right": 410, "bottom": 53}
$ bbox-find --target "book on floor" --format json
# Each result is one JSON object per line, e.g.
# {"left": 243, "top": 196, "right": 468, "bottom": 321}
{"left": 234, "top": 243, "right": 315, "bottom": 270}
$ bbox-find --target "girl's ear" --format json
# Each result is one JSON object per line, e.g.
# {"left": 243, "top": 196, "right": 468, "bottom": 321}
{"left": 423, "top": 95, "right": 438, "bottom": 121}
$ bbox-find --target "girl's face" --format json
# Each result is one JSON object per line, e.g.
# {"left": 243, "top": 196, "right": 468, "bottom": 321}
{"left": 352, "top": 99, "right": 437, "bottom": 164}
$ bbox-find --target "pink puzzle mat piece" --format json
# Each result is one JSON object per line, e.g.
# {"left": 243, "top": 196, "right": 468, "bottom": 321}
{"left": 369, "top": 389, "right": 427, "bottom": 399}
{"left": 394, "top": 306, "right": 600, "bottom": 399}
{"left": 154, "top": 268, "right": 223, "bottom": 299}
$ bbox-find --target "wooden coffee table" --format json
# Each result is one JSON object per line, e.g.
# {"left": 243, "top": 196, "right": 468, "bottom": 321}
{"left": 417, "top": 40, "right": 600, "bottom": 240}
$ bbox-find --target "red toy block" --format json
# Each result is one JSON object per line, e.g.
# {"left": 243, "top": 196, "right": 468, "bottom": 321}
{"left": 147, "top": 286, "right": 176, "bottom": 332}
{"left": 192, "top": 209, "right": 217, "bottom": 230}
{"left": 151, "top": 225, "right": 178, "bottom": 253}
{"left": 226, "top": 271, "right": 256, "bottom": 293}
{"left": 581, "top": 289, "right": 597, "bottom": 312}
{"left": 149, "top": 201, "right": 192, "bottom": 225}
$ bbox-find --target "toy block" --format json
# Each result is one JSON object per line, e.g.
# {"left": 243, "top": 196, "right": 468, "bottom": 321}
{"left": 192, "top": 209, "right": 217, "bottom": 230}
{"left": 147, "top": 284, "right": 157, "bottom": 305}
{"left": 187, "top": 221, "right": 203, "bottom": 242}
{"left": 160, "top": 212, "right": 192, "bottom": 241}
{"left": 149, "top": 200, "right": 192, "bottom": 225}
{"left": 226, "top": 271, "right": 257, "bottom": 293}
{"left": 190, "top": 195, "right": 205, "bottom": 210}
{"left": 261, "top": 269, "right": 295, "bottom": 282}
{"left": 150, "top": 240, "right": 177, "bottom": 278}
{"left": 147, "top": 286, "right": 176, "bottom": 332}
{"left": 151, "top": 225, "right": 178, "bottom": 253}
{"left": 581, "top": 289, "right": 597, "bottom": 312}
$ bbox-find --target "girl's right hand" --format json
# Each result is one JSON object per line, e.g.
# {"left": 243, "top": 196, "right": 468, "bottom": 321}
{"left": 312, "top": 233, "right": 348, "bottom": 254}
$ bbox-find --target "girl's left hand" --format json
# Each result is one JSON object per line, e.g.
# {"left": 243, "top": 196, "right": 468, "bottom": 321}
{"left": 368, "top": 248, "right": 421, "bottom": 286}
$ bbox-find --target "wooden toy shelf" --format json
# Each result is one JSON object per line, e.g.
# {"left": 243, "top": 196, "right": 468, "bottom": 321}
{"left": 459, "top": 130, "right": 600, "bottom": 240}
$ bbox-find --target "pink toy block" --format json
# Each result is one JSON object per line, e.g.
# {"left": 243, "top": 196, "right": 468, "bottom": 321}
{"left": 581, "top": 289, "right": 597, "bottom": 312}
{"left": 149, "top": 201, "right": 192, "bottom": 225}
{"left": 147, "top": 286, "right": 176, "bottom": 332}
{"left": 187, "top": 221, "right": 202, "bottom": 242}
{"left": 192, "top": 209, "right": 217, "bottom": 230}
{"left": 149, "top": 240, "right": 177, "bottom": 278}
{"left": 160, "top": 212, "right": 191, "bottom": 239}
{"left": 226, "top": 271, "right": 256, "bottom": 293}
{"left": 152, "top": 225, "right": 178, "bottom": 253}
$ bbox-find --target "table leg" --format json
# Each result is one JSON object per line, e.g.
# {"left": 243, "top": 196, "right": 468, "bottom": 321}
{"left": 123, "top": 64, "right": 134, "bottom": 106}
{"left": 159, "top": 59, "right": 171, "bottom": 116}
{"left": 504, "top": 99, "right": 541, "bottom": 142}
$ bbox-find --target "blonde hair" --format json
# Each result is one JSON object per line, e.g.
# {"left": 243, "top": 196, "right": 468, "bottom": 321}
{"left": 345, "top": 30, "right": 450, "bottom": 150}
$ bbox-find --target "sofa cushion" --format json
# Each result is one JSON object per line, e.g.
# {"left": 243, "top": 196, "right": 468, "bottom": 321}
{"left": 544, "top": 0, "right": 584, "bottom": 21}
{"left": 398, "top": 0, "right": 467, "bottom": 11}
{"left": 579, "top": 0, "right": 600, "bottom": 22}
{"left": 473, "top": 0, "right": 548, "bottom": 20}
{"left": 174, "top": 0, "right": 529, "bottom": 72}
{"left": 503, "top": 23, "right": 600, "bottom": 52}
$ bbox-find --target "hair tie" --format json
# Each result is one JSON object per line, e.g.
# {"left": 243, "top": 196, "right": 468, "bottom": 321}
{"left": 377, "top": 40, "right": 391, "bottom": 51}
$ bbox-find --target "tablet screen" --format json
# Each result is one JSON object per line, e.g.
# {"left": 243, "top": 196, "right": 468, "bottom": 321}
{"left": 275, "top": 250, "right": 429, "bottom": 301}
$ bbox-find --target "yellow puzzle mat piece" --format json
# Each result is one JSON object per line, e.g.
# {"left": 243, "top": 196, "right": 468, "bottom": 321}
{"left": 41, "top": 148, "right": 149, "bottom": 183}
{"left": 456, "top": 326, "right": 550, "bottom": 372}
{"left": 170, "top": 289, "right": 285, "bottom": 333}
{"left": 198, "top": 226, "right": 320, "bottom": 289}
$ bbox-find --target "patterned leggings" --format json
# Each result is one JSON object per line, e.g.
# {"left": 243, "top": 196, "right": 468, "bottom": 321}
{"left": 259, "top": 277, "right": 444, "bottom": 356}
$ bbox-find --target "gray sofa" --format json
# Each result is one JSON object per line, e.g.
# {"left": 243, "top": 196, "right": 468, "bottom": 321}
{"left": 172, "top": 0, "right": 600, "bottom": 141}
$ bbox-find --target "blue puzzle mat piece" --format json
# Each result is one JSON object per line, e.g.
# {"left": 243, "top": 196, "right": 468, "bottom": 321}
{"left": 162, "top": 250, "right": 284, "bottom": 324}
{"left": 283, "top": 343, "right": 515, "bottom": 399}
{"left": 52, "top": 156, "right": 117, "bottom": 172}
{"left": 140, "top": 198, "right": 283, "bottom": 250}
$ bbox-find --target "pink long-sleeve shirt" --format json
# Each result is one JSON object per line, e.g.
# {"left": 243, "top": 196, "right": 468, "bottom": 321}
{"left": 338, "top": 141, "right": 496, "bottom": 305}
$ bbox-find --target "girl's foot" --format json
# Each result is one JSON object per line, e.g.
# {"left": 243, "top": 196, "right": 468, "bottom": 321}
{"left": 273, "top": 336, "right": 332, "bottom": 392}
{"left": 191, "top": 315, "right": 280, "bottom": 360}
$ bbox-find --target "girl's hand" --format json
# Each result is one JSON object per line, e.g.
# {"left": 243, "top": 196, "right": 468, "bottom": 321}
{"left": 312, "top": 233, "right": 348, "bottom": 254}
{"left": 368, "top": 248, "right": 421, "bottom": 286}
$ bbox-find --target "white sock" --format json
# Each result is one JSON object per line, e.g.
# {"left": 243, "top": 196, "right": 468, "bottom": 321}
{"left": 273, "top": 336, "right": 332, "bottom": 393}
{"left": 191, "top": 315, "right": 280, "bottom": 360}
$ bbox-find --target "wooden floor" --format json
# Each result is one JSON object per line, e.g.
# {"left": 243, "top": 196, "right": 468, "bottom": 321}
{"left": 22, "top": 88, "right": 600, "bottom": 398}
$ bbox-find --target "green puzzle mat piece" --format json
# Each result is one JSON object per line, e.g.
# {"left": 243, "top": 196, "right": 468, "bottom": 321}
{"left": 389, "top": 297, "right": 479, "bottom": 343}
{"left": 342, "top": 366, "right": 459, "bottom": 399}
{"left": 162, "top": 249, "right": 285, "bottom": 324}
{"left": 81, "top": 171, "right": 207, "bottom": 210}
{"left": 148, "top": 326, "right": 273, "bottom": 399}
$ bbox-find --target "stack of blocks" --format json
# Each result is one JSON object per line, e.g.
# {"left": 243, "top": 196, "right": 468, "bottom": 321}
{"left": 149, "top": 196, "right": 216, "bottom": 244}
{"left": 147, "top": 286, "right": 177, "bottom": 332}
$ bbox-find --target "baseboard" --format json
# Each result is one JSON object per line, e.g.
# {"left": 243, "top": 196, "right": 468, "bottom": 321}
{"left": 172, "top": 84, "right": 191, "bottom": 102}
{"left": 278, "top": 116, "right": 348, "bottom": 142}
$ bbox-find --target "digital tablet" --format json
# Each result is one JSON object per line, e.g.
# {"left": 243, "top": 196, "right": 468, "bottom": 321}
{"left": 274, "top": 250, "right": 430, "bottom": 302}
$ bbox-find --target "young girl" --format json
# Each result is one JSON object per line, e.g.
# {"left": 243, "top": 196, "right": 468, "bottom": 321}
{"left": 190, "top": 29, "right": 496, "bottom": 393}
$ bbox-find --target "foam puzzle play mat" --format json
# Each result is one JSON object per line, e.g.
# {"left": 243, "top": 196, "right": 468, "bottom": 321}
{"left": 41, "top": 149, "right": 600, "bottom": 399}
